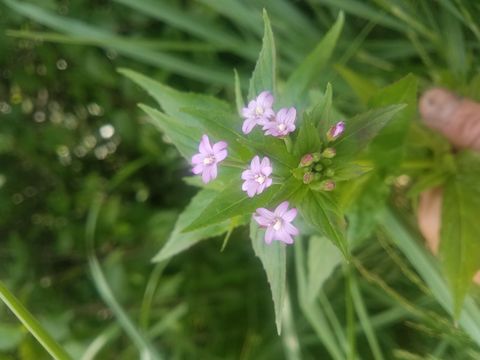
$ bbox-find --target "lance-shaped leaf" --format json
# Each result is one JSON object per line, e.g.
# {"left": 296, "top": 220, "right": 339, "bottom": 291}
{"left": 120, "top": 68, "right": 230, "bottom": 118}
{"left": 250, "top": 220, "right": 286, "bottom": 335}
{"left": 300, "top": 190, "right": 349, "bottom": 258}
{"left": 184, "top": 179, "right": 280, "bottom": 232}
{"left": 334, "top": 104, "right": 406, "bottom": 160}
{"left": 138, "top": 105, "right": 200, "bottom": 160}
{"left": 293, "top": 115, "right": 322, "bottom": 157}
{"left": 153, "top": 188, "right": 247, "bottom": 262}
{"left": 440, "top": 151, "right": 480, "bottom": 318}
{"left": 282, "top": 12, "right": 344, "bottom": 108}
{"left": 248, "top": 10, "right": 276, "bottom": 99}
{"left": 369, "top": 74, "right": 418, "bottom": 170}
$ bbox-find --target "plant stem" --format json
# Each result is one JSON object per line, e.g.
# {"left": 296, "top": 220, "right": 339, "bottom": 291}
{"left": 284, "top": 136, "right": 293, "bottom": 153}
{"left": 0, "top": 281, "right": 72, "bottom": 360}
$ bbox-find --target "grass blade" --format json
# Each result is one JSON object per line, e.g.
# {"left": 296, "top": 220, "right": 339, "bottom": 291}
{"left": 0, "top": 281, "right": 72, "bottom": 360}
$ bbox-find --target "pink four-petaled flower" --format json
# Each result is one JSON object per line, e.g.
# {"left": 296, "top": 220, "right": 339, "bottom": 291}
{"left": 263, "top": 107, "right": 296, "bottom": 137}
{"left": 241, "top": 91, "right": 275, "bottom": 134}
{"left": 254, "top": 201, "right": 299, "bottom": 244}
{"left": 241, "top": 156, "right": 273, "bottom": 197}
{"left": 191, "top": 134, "right": 228, "bottom": 183}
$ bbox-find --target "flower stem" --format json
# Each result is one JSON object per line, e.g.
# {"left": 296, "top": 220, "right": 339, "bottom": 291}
{"left": 283, "top": 136, "right": 293, "bottom": 153}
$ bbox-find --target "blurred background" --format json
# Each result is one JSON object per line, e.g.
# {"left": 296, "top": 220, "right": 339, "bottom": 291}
{"left": 1, "top": 0, "right": 480, "bottom": 359}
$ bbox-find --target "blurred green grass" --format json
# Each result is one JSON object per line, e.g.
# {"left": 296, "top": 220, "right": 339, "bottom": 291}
{"left": 1, "top": 0, "right": 480, "bottom": 359}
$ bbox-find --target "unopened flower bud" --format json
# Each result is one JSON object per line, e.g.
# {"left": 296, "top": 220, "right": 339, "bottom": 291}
{"left": 326, "top": 121, "right": 345, "bottom": 142}
{"left": 303, "top": 172, "right": 314, "bottom": 184}
{"left": 322, "top": 147, "right": 336, "bottom": 158}
{"left": 314, "top": 163, "right": 324, "bottom": 172}
{"left": 325, "top": 168, "right": 335, "bottom": 177}
{"left": 300, "top": 153, "right": 314, "bottom": 167}
{"left": 310, "top": 179, "right": 336, "bottom": 192}
{"left": 312, "top": 152, "right": 322, "bottom": 162}
{"left": 322, "top": 180, "right": 336, "bottom": 191}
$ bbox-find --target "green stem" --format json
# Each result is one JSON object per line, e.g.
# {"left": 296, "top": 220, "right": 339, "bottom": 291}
{"left": 0, "top": 281, "right": 72, "bottom": 360}
{"left": 344, "top": 264, "right": 356, "bottom": 360}
{"left": 283, "top": 136, "right": 293, "bottom": 153}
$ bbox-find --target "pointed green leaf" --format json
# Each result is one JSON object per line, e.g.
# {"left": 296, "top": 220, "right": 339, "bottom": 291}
{"left": 248, "top": 10, "right": 276, "bottom": 99}
{"left": 314, "top": 83, "right": 336, "bottom": 138}
{"left": 234, "top": 69, "right": 244, "bottom": 115}
{"left": 120, "top": 68, "right": 230, "bottom": 117}
{"left": 138, "top": 105, "right": 199, "bottom": 160}
{"left": 307, "top": 236, "right": 342, "bottom": 303}
{"left": 369, "top": 74, "right": 418, "bottom": 170}
{"left": 335, "top": 65, "right": 379, "bottom": 106}
{"left": 282, "top": 12, "right": 344, "bottom": 107}
{"left": 153, "top": 189, "right": 247, "bottom": 262}
{"left": 250, "top": 220, "right": 286, "bottom": 334}
{"left": 184, "top": 179, "right": 281, "bottom": 232}
{"left": 300, "top": 191, "right": 349, "bottom": 258}
{"left": 440, "top": 151, "right": 480, "bottom": 318}
{"left": 334, "top": 104, "right": 406, "bottom": 160}
{"left": 293, "top": 115, "right": 322, "bottom": 157}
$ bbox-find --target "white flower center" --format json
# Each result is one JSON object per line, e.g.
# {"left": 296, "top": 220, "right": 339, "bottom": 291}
{"left": 277, "top": 123, "right": 286, "bottom": 132}
{"left": 203, "top": 155, "right": 215, "bottom": 165}
{"left": 254, "top": 174, "right": 266, "bottom": 184}
{"left": 273, "top": 218, "right": 282, "bottom": 231}
{"left": 255, "top": 105, "right": 264, "bottom": 115}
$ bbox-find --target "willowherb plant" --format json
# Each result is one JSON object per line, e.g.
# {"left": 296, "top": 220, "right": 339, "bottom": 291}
{"left": 121, "top": 11, "right": 409, "bottom": 333}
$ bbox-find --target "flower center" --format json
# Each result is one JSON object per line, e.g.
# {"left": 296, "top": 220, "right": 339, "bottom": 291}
{"left": 203, "top": 155, "right": 215, "bottom": 165}
{"left": 277, "top": 123, "right": 286, "bottom": 132}
{"left": 273, "top": 218, "right": 282, "bottom": 231}
{"left": 255, "top": 105, "right": 264, "bottom": 116}
{"left": 254, "top": 174, "right": 266, "bottom": 184}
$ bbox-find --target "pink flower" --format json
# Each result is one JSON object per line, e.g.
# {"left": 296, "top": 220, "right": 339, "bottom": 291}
{"left": 263, "top": 107, "right": 296, "bottom": 137}
{"left": 241, "top": 91, "right": 275, "bottom": 134}
{"left": 326, "top": 121, "right": 345, "bottom": 141}
{"left": 191, "top": 134, "right": 228, "bottom": 183}
{"left": 241, "top": 156, "right": 273, "bottom": 197}
{"left": 254, "top": 201, "right": 299, "bottom": 244}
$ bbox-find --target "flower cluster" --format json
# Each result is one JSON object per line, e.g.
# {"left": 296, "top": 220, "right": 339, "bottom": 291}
{"left": 191, "top": 91, "right": 303, "bottom": 245}
{"left": 293, "top": 121, "right": 345, "bottom": 191}
{"left": 241, "top": 91, "right": 296, "bottom": 137}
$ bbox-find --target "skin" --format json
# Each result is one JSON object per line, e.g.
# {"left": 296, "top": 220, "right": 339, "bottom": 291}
{"left": 418, "top": 88, "right": 480, "bottom": 284}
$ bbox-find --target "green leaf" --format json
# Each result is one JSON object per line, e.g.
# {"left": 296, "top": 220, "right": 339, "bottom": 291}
{"left": 138, "top": 105, "right": 199, "bottom": 160}
{"left": 250, "top": 220, "right": 286, "bottom": 335}
{"left": 300, "top": 190, "right": 349, "bottom": 258}
{"left": 120, "top": 68, "right": 230, "bottom": 117}
{"left": 184, "top": 179, "right": 280, "bottom": 232}
{"left": 314, "top": 83, "right": 336, "bottom": 138}
{"left": 440, "top": 151, "right": 480, "bottom": 318}
{"left": 335, "top": 104, "right": 406, "bottom": 160}
{"left": 335, "top": 65, "right": 379, "bottom": 106}
{"left": 181, "top": 107, "right": 252, "bottom": 161}
{"left": 153, "top": 189, "right": 245, "bottom": 262}
{"left": 234, "top": 69, "right": 244, "bottom": 115}
{"left": 369, "top": 74, "right": 418, "bottom": 170}
{"left": 293, "top": 115, "right": 322, "bottom": 157}
{"left": 282, "top": 12, "right": 344, "bottom": 107}
{"left": 248, "top": 10, "right": 276, "bottom": 99}
{"left": 307, "top": 236, "right": 342, "bottom": 303}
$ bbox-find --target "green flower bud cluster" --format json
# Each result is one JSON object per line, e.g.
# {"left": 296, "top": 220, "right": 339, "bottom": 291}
{"left": 293, "top": 148, "right": 338, "bottom": 191}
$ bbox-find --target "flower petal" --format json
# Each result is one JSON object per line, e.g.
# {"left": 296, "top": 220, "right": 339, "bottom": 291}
{"left": 284, "top": 222, "right": 299, "bottom": 236}
{"left": 242, "top": 118, "right": 257, "bottom": 134}
{"left": 265, "top": 227, "right": 274, "bottom": 244}
{"left": 192, "top": 164, "right": 204, "bottom": 174}
{"left": 199, "top": 134, "right": 212, "bottom": 154}
{"left": 215, "top": 149, "right": 228, "bottom": 162}
{"left": 191, "top": 153, "right": 204, "bottom": 165}
{"left": 254, "top": 214, "right": 271, "bottom": 227}
{"left": 213, "top": 141, "right": 228, "bottom": 153}
{"left": 283, "top": 208, "right": 297, "bottom": 222}
{"left": 274, "top": 201, "right": 290, "bottom": 217}
{"left": 246, "top": 182, "right": 257, "bottom": 197}
{"left": 256, "top": 208, "right": 274, "bottom": 220}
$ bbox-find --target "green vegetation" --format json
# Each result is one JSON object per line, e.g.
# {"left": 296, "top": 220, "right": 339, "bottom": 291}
{"left": 1, "top": 1, "right": 480, "bottom": 359}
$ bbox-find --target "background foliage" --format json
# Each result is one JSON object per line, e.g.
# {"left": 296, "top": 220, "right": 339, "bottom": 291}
{"left": 1, "top": 0, "right": 480, "bottom": 359}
